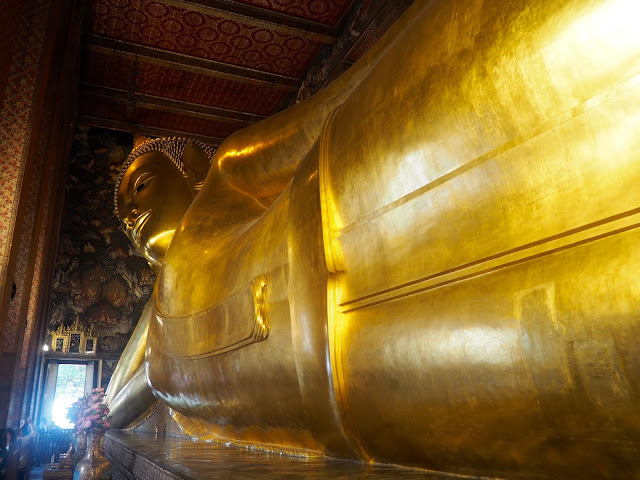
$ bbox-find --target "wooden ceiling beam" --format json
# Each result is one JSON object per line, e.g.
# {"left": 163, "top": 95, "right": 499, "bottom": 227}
{"left": 86, "top": 35, "right": 301, "bottom": 92}
{"left": 159, "top": 0, "right": 336, "bottom": 44}
{"left": 77, "top": 115, "right": 223, "bottom": 146}
{"left": 80, "top": 84, "right": 265, "bottom": 125}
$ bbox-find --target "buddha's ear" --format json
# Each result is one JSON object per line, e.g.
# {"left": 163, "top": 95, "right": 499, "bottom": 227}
{"left": 182, "top": 142, "right": 212, "bottom": 189}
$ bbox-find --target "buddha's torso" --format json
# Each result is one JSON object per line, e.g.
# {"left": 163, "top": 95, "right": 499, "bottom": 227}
{"left": 143, "top": 0, "right": 640, "bottom": 474}
{"left": 146, "top": 174, "right": 333, "bottom": 452}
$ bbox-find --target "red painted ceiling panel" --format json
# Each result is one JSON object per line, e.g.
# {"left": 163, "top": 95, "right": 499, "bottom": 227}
{"left": 89, "top": 0, "right": 322, "bottom": 78}
{"left": 231, "top": 0, "right": 354, "bottom": 26}
{"left": 83, "top": 50, "right": 288, "bottom": 116}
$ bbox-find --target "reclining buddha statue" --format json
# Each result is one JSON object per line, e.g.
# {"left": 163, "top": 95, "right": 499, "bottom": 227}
{"left": 105, "top": 0, "right": 640, "bottom": 477}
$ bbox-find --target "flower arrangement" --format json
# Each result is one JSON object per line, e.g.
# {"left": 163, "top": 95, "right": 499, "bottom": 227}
{"left": 66, "top": 388, "right": 111, "bottom": 433}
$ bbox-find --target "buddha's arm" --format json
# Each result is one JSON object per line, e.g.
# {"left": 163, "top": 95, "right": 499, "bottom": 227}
{"left": 214, "top": 0, "right": 431, "bottom": 205}
{"left": 105, "top": 298, "right": 152, "bottom": 405}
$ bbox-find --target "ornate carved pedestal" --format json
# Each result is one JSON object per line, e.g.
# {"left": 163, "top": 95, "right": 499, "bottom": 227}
{"left": 103, "top": 430, "right": 461, "bottom": 480}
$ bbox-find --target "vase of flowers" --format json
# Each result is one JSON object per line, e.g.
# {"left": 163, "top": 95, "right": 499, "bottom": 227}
{"left": 67, "top": 388, "right": 112, "bottom": 480}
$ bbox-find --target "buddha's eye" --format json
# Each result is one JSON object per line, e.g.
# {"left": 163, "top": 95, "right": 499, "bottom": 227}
{"left": 134, "top": 174, "right": 155, "bottom": 195}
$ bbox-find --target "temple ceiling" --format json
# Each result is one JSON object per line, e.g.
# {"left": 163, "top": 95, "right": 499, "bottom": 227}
{"left": 77, "top": 0, "right": 414, "bottom": 145}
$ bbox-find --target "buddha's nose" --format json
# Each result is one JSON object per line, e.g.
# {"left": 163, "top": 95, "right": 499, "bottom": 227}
{"left": 123, "top": 209, "right": 139, "bottom": 230}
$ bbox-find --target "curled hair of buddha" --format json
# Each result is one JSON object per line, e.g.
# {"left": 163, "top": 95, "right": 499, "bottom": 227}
{"left": 113, "top": 137, "right": 216, "bottom": 217}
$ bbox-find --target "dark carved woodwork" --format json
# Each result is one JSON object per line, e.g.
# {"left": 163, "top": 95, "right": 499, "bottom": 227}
{"left": 85, "top": 35, "right": 300, "bottom": 91}
{"left": 80, "top": 84, "right": 265, "bottom": 125}
{"left": 76, "top": 116, "right": 223, "bottom": 146}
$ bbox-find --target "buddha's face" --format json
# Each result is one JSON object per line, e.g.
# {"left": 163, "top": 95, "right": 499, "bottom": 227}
{"left": 116, "top": 151, "right": 195, "bottom": 269}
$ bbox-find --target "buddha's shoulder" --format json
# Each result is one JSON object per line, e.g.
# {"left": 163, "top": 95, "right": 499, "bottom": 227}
{"left": 152, "top": 185, "right": 291, "bottom": 316}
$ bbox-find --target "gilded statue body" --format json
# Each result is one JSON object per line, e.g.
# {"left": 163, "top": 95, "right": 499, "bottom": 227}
{"left": 107, "top": 0, "right": 640, "bottom": 477}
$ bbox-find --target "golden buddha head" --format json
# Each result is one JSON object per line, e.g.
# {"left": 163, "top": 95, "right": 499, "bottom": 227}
{"left": 114, "top": 137, "right": 215, "bottom": 269}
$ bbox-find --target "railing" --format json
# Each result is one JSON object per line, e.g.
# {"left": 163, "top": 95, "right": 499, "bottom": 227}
{"left": 33, "top": 429, "right": 74, "bottom": 465}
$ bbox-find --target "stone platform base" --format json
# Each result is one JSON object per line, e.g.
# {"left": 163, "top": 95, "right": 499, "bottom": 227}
{"left": 103, "top": 431, "right": 466, "bottom": 480}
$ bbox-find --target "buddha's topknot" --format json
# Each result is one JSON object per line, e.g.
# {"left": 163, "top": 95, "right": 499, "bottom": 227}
{"left": 113, "top": 137, "right": 216, "bottom": 218}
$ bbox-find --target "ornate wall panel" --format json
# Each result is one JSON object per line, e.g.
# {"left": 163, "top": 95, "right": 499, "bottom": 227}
{"left": 1, "top": 0, "right": 84, "bottom": 427}
{"left": 0, "top": 0, "right": 53, "bottom": 425}
{"left": 0, "top": 0, "right": 51, "bottom": 288}
{"left": 47, "top": 128, "right": 155, "bottom": 377}
{"left": 6, "top": 116, "right": 54, "bottom": 424}
{"left": 0, "top": 0, "right": 25, "bottom": 111}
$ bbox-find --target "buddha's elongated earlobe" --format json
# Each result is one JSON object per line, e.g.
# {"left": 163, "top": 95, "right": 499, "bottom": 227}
{"left": 182, "top": 142, "right": 213, "bottom": 191}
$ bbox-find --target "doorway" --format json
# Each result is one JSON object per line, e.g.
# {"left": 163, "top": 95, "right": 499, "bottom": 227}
{"left": 39, "top": 359, "right": 102, "bottom": 428}
{"left": 51, "top": 363, "right": 86, "bottom": 428}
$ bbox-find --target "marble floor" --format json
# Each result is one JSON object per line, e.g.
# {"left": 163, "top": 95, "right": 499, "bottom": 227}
{"left": 104, "top": 431, "right": 477, "bottom": 480}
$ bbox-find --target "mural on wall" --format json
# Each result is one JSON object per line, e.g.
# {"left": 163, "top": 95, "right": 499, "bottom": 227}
{"left": 47, "top": 126, "right": 156, "bottom": 384}
{"left": 101, "top": 359, "right": 119, "bottom": 387}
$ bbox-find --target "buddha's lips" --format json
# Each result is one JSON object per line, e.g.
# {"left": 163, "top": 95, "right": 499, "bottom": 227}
{"left": 132, "top": 210, "right": 151, "bottom": 245}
